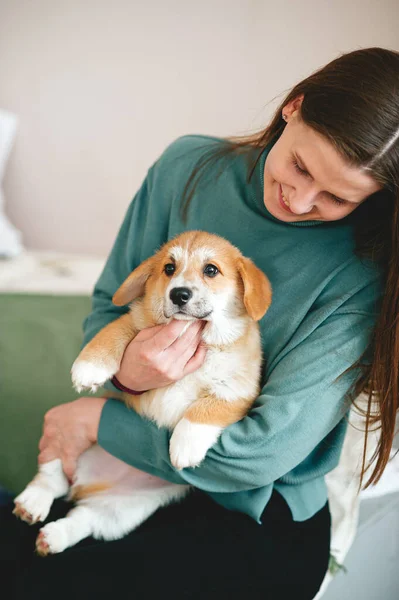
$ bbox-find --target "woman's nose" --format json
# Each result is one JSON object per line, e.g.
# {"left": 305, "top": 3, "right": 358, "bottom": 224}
{"left": 289, "top": 185, "right": 317, "bottom": 215}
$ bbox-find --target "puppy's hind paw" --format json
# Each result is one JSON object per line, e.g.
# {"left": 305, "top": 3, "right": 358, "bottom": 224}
{"left": 36, "top": 522, "right": 69, "bottom": 556}
{"left": 36, "top": 530, "right": 51, "bottom": 556}
{"left": 13, "top": 486, "right": 54, "bottom": 525}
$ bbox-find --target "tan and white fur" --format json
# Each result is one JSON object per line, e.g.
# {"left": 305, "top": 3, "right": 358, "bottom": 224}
{"left": 13, "top": 231, "right": 272, "bottom": 555}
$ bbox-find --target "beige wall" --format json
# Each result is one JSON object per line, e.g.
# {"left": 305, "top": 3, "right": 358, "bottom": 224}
{"left": 0, "top": 0, "right": 398, "bottom": 256}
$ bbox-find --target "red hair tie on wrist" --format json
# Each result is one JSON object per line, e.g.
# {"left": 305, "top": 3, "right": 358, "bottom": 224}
{"left": 111, "top": 376, "right": 146, "bottom": 396}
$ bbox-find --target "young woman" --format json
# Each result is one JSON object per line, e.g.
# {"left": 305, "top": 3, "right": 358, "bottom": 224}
{"left": 2, "top": 47, "right": 399, "bottom": 600}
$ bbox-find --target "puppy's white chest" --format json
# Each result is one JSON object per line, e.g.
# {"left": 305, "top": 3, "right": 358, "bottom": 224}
{"left": 141, "top": 378, "right": 199, "bottom": 428}
{"left": 140, "top": 348, "right": 244, "bottom": 428}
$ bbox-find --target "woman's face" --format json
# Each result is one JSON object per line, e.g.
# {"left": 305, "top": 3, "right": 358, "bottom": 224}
{"left": 263, "top": 102, "right": 381, "bottom": 223}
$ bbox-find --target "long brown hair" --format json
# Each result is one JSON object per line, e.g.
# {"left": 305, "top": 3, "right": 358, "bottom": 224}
{"left": 181, "top": 47, "right": 399, "bottom": 487}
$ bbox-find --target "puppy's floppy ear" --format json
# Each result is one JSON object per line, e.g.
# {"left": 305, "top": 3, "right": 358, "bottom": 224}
{"left": 112, "top": 256, "right": 156, "bottom": 306}
{"left": 237, "top": 257, "right": 272, "bottom": 321}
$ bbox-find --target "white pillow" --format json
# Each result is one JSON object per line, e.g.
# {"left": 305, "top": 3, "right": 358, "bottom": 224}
{"left": 0, "top": 109, "right": 23, "bottom": 257}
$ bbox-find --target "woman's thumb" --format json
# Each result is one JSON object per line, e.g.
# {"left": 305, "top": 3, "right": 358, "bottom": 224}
{"left": 62, "top": 457, "right": 77, "bottom": 483}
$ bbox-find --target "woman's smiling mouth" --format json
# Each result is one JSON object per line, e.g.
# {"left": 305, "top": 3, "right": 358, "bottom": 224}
{"left": 279, "top": 185, "right": 294, "bottom": 213}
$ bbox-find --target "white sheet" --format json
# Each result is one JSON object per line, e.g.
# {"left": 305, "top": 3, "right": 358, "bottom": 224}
{"left": 0, "top": 250, "right": 105, "bottom": 294}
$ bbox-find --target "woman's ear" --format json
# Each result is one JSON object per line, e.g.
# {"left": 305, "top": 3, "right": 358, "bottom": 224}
{"left": 112, "top": 256, "right": 156, "bottom": 306}
{"left": 282, "top": 94, "right": 304, "bottom": 121}
{"left": 237, "top": 257, "right": 272, "bottom": 321}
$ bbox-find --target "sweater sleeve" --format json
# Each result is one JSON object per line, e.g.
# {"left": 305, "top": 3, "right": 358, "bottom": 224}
{"left": 98, "top": 281, "right": 378, "bottom": 492}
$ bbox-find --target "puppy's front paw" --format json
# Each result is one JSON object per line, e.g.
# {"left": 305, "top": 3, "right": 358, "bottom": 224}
{"left": 71, "top": 358, "right": 119, "bottom": 393}
{"left": 169, "top": 419, "right": 222, "bottom": 470}
{"left": 13, "top": 486, "right": 54, "bottom": 525}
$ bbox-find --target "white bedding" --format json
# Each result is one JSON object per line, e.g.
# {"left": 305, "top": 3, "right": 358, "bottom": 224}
{"left": 0, "top": 250, "right": 105, "bottom": 294}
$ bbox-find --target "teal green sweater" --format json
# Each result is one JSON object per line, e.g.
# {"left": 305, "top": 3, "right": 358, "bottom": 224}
{"left": 84, "top": 135, "right": 382, "bottom": 523}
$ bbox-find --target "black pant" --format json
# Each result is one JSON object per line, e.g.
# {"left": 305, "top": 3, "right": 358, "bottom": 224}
{"left": 1, "top": 489, "right": 330, "bottom": 600}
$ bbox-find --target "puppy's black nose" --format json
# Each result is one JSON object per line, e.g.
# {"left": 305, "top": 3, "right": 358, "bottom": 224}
{"left": 170, "top": 287, "right": 193, "bottom": 306}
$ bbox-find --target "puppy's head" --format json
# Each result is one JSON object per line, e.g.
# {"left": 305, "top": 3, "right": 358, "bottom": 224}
{"left": 113, "top": 231, "right": 272, "bottom": 325}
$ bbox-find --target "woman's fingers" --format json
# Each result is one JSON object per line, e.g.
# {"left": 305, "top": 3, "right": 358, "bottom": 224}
{"left": 132, "top": 323, "right": 165, "bottom": 342}
{"left": 38, "top": 438, "right": 77, "bottom": 481}
{"left": 118, "top": 320, "right": 207, "bottom": 389}
{"left": 36, "top": 397, "right": 105, "bottom": 480}
{"left": 167, "top": 321, "right": 205, "bottom": 356}
{"left": 169, "top": 329, "right": 204, "bottom": 371}
{"left": 182, "top": 342, "right": 207, "bottom": 376}
{"left": 157, "top": 322, "right": 206, "bottom": 379}
{"left": 146, "top": 319, "right": 199, "bottom": 354}
{"left": 38, "top": 444, "right": 60, "bottom": 464}
{"left": 62, "top": 456, "right": 77, "bottom": 482}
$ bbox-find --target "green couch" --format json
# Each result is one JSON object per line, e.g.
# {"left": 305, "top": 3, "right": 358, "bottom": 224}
{"left": 0, "top": 293, "right": 92, "bottom": 494}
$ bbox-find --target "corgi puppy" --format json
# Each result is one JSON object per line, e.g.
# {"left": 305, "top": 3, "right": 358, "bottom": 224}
{"left": 13, "top": 231, "right": 272, "bottom": 555}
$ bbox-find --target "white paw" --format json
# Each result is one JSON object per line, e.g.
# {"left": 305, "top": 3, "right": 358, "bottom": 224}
{"left": 13, "top": 486, "right": 54, "bottom": 524}
{"left": 169, "top": 419, "right": 222, "bottom": 470}
{"left": 36, "top": 521, "right": 69, "bottom": 555}
{"left": 71, "top": 359, "right": 118, "bottom": 393}
{"left": 169, "top": 437, "right": 206, "bottom": 470}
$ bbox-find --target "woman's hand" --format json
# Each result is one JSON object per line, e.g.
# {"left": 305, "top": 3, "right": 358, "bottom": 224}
{"left": 38, "top": 396, "right": 106, "bottom": 481}
{"left": 115, "top": 319, "right": 207, "bottom": 391}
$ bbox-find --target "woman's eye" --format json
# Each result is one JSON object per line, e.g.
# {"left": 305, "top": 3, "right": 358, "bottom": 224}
{"left": 292, "top": 157, "right": 347, "bottom": 207}
{"left": 164, "top": 263, "right": 175, "bottom": 276}
{"left": 292, "top": 159, "right": 310, "bottom": 178}
{"left": 329, "top": 195, "right": 347, "bottom": 206}
{"left": 204, "top": 264, "right": 219, "bottom": 277}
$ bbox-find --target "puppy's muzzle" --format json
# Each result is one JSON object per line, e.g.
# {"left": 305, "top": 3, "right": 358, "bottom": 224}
{"left": 169, "top": 287, "right": 193, "bottom": 307}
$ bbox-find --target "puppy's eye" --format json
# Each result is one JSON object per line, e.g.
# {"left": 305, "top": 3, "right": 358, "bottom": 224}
{"left": 164, "top": 263, "right": 175, "bottom": 276}
{"left": 204, "top": 264, "right": 218, "bottom": 277}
